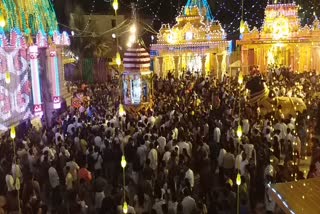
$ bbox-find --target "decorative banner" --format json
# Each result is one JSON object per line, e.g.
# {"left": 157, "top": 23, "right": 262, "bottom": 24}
{"left": 29, "top": 45, "right": 43, "bottom": 116}
{"left": 48, "top": 47, "right": 61, "bottom": 109}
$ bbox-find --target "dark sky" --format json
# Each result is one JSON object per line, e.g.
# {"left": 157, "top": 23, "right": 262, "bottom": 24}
{"left": 53, "top": 0, "right": 319, "bottom": 37}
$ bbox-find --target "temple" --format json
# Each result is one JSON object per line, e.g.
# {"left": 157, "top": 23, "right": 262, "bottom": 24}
{"left": 237, "top": 2, "right": 320, "bottom": 74}
{"left": 150, "top": 0, "right": 231, "bottom": 79}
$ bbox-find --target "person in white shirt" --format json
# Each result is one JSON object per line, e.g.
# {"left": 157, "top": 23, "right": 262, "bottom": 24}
{"left": 172, "top": 127, "right": 178, "bottom": 140}
{"left": 235, "top": 150, "right": 243, "bottom": 170}
{"left": 148, "top": 143, "right": 158, "bottom": 172}
{"left": 162, "top": 146, "right": 171, "bottom": 164}
{"left": 5, "top": 172, "right": 15, "bottom": 192}
{"left": 213, "top": 126, "right": 221, "bottom": 144}
{"left": 48, "top": 163, "right": 60, "bottom": 189}
{"left": 157, "top": 135, "right": 166, "bottom": 155}
{"left": 181, "top": 188, "right": 196, "bottom": 214}
{"left": 94, "top": 135, "right": 103, "bottom": 149}
{"left": 55, "top": 129, "right": 64, "bottom": 145}
{"left": 177, "top": 140, "right": 191, "bottom": 156}
{"left": 184, "top": 166, "right": 194, "bottom": 189}
{"left": 48, "top": 161, "right": 61, "bottom": 209}
{"left": 217, "top": 147, "right": 226, "bottom": 168}
{"left": 148, "top": 114, "right": 156, "bottom": 128}
{"left": 242, "top": 118, "right": 250, "bottom": 135}
{"left": 66, "top": 158, "right": 80, "bottom": 182}
{"left": 137, "top": 141, "right": 148, "bottom": 167}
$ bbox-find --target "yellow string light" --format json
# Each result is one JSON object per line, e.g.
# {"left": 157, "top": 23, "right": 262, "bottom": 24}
{"left": 121, "top": 155, "right": 127, "bottom": 168}
{"left": 10, "top": 126, "right": 16, "bottom": 140}
{"left": 0, "top": 14, "right": 5, "bottom": 28}
{"left": 236, "top": 125, "right": 243, "bottom": 138}
{"left": 5, "top": 72, "right": 10, "bottom": 84}
{"left": 236, "top": 173, "right": 241, "bottom": 186}
{"left": 112, "top": 0, "right": 119, "bottom": 13}
{"left": 116, "top": 52, "right": 121, "bottom": 67}
{"left": 238, "top": 72, "right": 243, "bottom": 85}
{"left": 123, "top": 201, "right": 128, "bottom": 213}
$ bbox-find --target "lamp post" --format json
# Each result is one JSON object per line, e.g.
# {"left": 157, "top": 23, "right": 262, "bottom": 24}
{"left": 236, "top": 172, "right": 241, "bottom": 214}
{"left": 112, "top": 0, "right": 121, "bottom": 68}
{"left": 236, "top": 71, "right": 243, "bottom": 214}
{"left": 10, "top": 127, "right": 21, "bottom": 214}
{"left": 240, "top": 0, "right": 245, "bottom": 35}
{"left": 121, "top": 155, "right": 127, "bottom": 213}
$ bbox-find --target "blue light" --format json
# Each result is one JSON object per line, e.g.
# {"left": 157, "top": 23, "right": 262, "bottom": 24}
{"left": 184, "top": 0, "right": 215, "bottom": 21}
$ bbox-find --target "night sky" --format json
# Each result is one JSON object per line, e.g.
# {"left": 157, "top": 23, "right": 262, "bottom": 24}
{"left": 53, "top": 0, "right": 320, "bottom": 39}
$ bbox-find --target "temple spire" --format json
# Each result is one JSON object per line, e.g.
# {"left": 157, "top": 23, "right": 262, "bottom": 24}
{"left": 184, "top": 0, "right": 214, "bottom": 21}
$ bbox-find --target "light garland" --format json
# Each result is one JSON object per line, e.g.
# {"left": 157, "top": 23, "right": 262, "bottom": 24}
{"left": 0, "top": 0, "right": 58, "bottom": 35}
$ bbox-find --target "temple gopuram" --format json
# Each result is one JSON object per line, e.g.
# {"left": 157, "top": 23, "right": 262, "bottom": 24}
{"left": 237, "top": 2, "right": 320, "bottom": 74}
{"left": 150, "top": 0, "right": 231, "bottom": 79}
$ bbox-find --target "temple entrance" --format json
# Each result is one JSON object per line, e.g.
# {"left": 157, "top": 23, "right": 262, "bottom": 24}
{"left": 267, "top": 44, "right": 286, "bottom": 66}
{"left": 186, "top": 54, "right": 202, "bottom": 73}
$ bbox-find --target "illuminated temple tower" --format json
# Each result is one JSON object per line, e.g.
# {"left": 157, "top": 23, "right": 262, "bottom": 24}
{"left": 237, "top": 1, "right": 320, "bottom": 74}
{"left": 151, "top": 0, "right": 231, "bottom": 79}
{"left": 0, "top": 0, "right": 70, "bottom": 128}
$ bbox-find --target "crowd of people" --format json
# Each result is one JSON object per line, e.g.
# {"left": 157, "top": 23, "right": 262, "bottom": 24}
{"left": 0, "top": 69, "right": 320, "bottom": 214}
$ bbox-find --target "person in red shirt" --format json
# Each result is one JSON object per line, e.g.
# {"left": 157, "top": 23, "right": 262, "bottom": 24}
{"left": 78, "top": 164, "right": 92, "bottom": 183}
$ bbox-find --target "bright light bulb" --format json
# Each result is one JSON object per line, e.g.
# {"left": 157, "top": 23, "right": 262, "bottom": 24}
{"left": 236, "top": 173, "right": 241, "bottom": 186}
{"left": 121, "top": 155, "right": 127, "bottom": 168}
{"left": 5, "top": 72, "right": 10, "bottom": 84}
{"left": 10, "top": 126, "right": 16, "bottom": 139}
{"left": 116, "top": 52, "right": 121, "bottom": 66}
{"left": 112, "top": 33, "right": 116, "bottom": 39}
{"left": 123, "top": 201, "right": 128, "bottom": 213}
{"left": 240, "top": 20, "right": 245, "bottom": 34}
{"left": 151, "top": 35, "right": 154, "bottom": 40}
{"left": 119, "top": 104, "right": 126, "bottom": 116}
{"left": 236, "top": 125, "right": 242, "bottom": 138}
{"left": 129, "top": 34, "right": 136, "bottom": 44}
{"left": 238, "top": 73, "right": 243, "bottom": 85}
{"left": 71, "top": 31, "right": 75, "bottom": 36}
{"left": 130, "top": 24, "right": 137, "bottom": 34}
{"left": 112, "top": 0, "right": 119, "bottom": 11}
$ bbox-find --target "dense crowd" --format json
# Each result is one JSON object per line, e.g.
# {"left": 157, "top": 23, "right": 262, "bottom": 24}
{"left": 0, "top": 69, "right": 320, "bottom": 214}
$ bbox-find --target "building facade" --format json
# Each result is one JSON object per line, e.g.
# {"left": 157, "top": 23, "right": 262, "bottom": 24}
{"left": 237, "top": 2, "right": 320, "bottom": 74}
{"left": 150, "top": 1, "right": 231, "bottom": 79}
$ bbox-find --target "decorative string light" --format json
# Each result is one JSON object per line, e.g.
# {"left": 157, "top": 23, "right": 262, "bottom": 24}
{"left": 236, "top": 173, "right": 241, "bottom": 186}
{"left": 5, "top": 72, "right": 10, "bottom": 84}
{"left": 112, "top": 0, "right": 119, "bottom": 15}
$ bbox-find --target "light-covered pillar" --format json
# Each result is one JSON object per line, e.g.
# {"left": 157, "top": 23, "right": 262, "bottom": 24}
{"left": 211, "top": 53, "right": 217, "bottom": 77}
{"left": 47, "top": 46, "right": 61, "bottom": 109}
{"left": 158, "top": 56, "right": 164, "bottom": 79}
{"left": 29, "top": 45, "right": 43, "bottom": 117}
{"left": 201, "top": 55, "right": 206, "bottom": 77}
{"left": 216, "top": 54, "right": 223, "bottom": 80}
{"left": 173, "top": 55, "right": 180, "bottom": 78}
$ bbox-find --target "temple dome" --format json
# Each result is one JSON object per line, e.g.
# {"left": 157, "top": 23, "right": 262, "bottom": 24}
{"left": 123, "top": 43, "right": 150, "bottom": 73}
